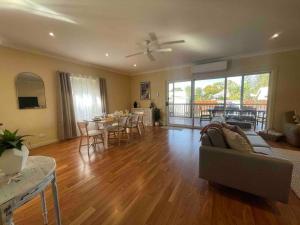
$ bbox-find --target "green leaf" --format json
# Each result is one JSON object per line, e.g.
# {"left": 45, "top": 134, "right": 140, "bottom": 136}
{"left": 0, "top": 129, "right": 28, "bottom": 155}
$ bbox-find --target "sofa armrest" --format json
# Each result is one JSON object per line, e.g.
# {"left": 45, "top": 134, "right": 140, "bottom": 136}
{"left": 199, "top": 146, "right": 293, "bottom": 203}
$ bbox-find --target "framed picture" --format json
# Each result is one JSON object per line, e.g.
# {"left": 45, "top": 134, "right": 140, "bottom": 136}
{"left": 140, "top": 81, "right": 151, "bottom": 100}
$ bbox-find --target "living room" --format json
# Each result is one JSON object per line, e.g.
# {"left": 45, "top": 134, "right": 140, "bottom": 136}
{"left": 0, "top": 1, "right": 300, "bottom": 225}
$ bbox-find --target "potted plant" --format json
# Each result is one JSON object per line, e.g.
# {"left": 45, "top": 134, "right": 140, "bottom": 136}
{"left": 153, "top": 108, "right": 161, "bottom": 126}
{"left": 0, "top": 130, "right": 29, "bottom": 175}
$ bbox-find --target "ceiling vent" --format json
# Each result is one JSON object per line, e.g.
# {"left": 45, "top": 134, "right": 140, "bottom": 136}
{"left": 191, "top": 61, "right": 228, "bottom": 74}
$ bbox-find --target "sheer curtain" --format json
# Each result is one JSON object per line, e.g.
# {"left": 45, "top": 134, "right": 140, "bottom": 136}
{"left": 70, "top": 75, "right": 103, "bottom": 122}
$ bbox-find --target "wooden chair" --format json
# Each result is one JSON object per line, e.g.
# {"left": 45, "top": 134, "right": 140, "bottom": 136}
{"left": 127, "top": 114, "right": 142, "bottom": 137}
{"left": 135, "top": 112, "right": 145, "bottom": 130}
{"left": 256, "top": 110, "right": 267, "bottom": 130}
{"left": 77, "top": 121, "right": 104, "bottom": 154}
{"left": 107, "top": 116, "right": 130, "bottom": 145}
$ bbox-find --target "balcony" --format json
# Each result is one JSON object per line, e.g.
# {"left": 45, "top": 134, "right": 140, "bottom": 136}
{"left": 168, "top": 103, "right": 267, "bottom": 130}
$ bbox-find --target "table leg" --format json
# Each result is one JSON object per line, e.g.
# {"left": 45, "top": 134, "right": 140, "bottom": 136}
{"left": 104, "top": 130, "right": 108, "bottom": 149}
{"left": 0, "top": 203, "right": 14, "bottom": 225}
{"left": 51, "top": 173, "right": 62, "bottom": 225}
{"left": 40, "top": 191, "right": 48, "bottom": 224}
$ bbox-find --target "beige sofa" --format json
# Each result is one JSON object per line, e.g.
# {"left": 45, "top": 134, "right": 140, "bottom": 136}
{"left": 199, "top": 130, "right": 293, "bottom": 203}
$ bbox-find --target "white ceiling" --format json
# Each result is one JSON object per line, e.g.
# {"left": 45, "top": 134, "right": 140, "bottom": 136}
{"left": 0, "top": 0, "right": 300, "bottom": 74}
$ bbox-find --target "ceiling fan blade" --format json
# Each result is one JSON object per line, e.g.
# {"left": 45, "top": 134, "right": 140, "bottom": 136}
{"left": 125, "top": 52, "right": 144, "bottom": 58}
{"left": 153, "top": 48, "right": 173, "bottom": 53}
{"left": 161, "top": 40, "right": 185, "bottom": 45}
{"left": 149, "top": 32, "right": 158, "bottom": 42}
{"left": 147, "top": 53, "right": 155, "bottom": 61}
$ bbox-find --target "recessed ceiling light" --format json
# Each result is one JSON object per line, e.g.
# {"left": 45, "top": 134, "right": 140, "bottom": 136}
{"left": 49, "top": 32, "right": 55, "bottom": 37}
{"left": 133, "top": 64, "right": 137, "bottom": 67}
{"left": 270, "top": 33, "right": 280, "bottom": 39}
{"left": 105, "top": 53, "right": 109, "bottom": 57}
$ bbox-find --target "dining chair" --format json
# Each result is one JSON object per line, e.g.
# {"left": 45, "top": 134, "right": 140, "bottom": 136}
{"left": 256, "top": 110, "right": 267, "bottom": 130}
{"left": 77, "top": 121, "right": 104, "bottom": 154}
{"left": 127, "top": 114, "right": 142, "bottom": 137}
{"left": 107, "top": 116, "right": 130, "bottom": 145}
{"left": 199, "top": 107, "right": 212, "bottom": 126}
{"left": 135, "top": 112, "right": 145, "bottom": 130}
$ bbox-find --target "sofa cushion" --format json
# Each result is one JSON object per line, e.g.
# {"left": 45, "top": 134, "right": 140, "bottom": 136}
{"left": 207, "top": 128, "right": 227, "bottom": 148}
{"left": 247, "top": 135, "right": 270, "bottom": 147}
{"left": 243, "top": 130, "right": 258, "bottom": 136}
{"left": 222, "top": 128, "right": 253, "bottom": 153}
{"left": 253, "top": 147, "right": 273, "bottom": 156}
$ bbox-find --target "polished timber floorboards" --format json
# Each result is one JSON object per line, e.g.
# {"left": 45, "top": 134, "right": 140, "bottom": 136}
{"left": 14, "top": 127, "right": 300, "bottom": 225}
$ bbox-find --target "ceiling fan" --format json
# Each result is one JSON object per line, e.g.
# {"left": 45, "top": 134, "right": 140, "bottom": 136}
{"left": 125, "top": 32, "right": 185, "bottom": 61}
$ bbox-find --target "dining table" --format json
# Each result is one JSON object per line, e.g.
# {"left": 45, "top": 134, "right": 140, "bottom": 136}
{"left": 90, "top": 114, "right": 133, "bottom": 149}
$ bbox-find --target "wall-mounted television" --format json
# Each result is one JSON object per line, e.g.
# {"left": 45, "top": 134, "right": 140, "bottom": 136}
{"left": 18, "top": 97, "right": 39, "bottom": 109}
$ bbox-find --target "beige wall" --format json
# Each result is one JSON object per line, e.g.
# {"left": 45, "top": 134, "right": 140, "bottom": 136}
{"left": 0, "top": 46, "right": 131, "bottom": 148}
{"left": 130, "top": 49, "right": 300, "bottom": 131}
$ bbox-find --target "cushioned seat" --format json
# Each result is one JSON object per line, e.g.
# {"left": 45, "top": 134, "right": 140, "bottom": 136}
{"left": 243, "top": 130, "right": 258, "bottom": 136}
{"left": 247, "top": 135, "right": 270, "bottom": 147}
{"left": 253, "top": 147, "right": 273, "bottom": 156}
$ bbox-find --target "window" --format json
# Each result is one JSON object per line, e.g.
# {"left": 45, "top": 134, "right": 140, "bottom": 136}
{"left": 194, "top": 78, "right": 225, "bottom": 104}
{"left": 226, "top": 76, "right": 242, "bottom": 109}
{"left": 243, "top": 73, "right": 269, "bottom": 111}
{"left": 70, "top": 75, "right": 102, "bottom": 122}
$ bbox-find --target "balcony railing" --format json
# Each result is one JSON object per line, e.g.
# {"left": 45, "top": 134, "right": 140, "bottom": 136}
{"left": 168, "top": 103, "right": 267, "bottom": 118}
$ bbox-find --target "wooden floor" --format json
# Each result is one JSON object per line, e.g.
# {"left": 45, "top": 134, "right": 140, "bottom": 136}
{"left": 14, "top": 127, "right": 300, "bottom": 225}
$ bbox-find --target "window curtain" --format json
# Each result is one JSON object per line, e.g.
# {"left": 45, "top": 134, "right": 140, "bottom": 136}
{"left": 70, "top": 75, "right": 103, "bottom": 122}
{"left": 99, "top": 78, "right": 108, "bottom": 114}
{"left": 57, "top": 71, "right": 77, "bottom": 140}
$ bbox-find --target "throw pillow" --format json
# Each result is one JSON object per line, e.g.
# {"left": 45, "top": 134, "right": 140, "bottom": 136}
{"left": 222, "top": 123, "right": 252, "bottom": 146}
{"left": 207, "top": 128, "right": 228, "bottom": 148}
{"left": 222, "top": 128, "right": 253, "bottom": 153}
{"left": 200, "top": 123, "right": 223, "bottom": 138}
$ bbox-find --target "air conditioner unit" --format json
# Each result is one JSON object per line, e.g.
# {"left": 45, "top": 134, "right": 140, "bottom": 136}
{"left": 191, "top": 61, "right": 228, "bottom": 74}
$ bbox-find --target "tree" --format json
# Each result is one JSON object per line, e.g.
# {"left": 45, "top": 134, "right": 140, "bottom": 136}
{"left": 226, "top": 80, "right": 241, "bottom": 100}
{"left": 243, "top": 74, "right": 269, "bottom": 103}
{"left": 202, "top": 82, "right": 224, "bottom": 100}
{"left": 195, "top": 87, "right": 203, "bottom": 101}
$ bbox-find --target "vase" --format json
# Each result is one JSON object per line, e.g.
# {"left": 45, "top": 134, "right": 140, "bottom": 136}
{"left": 0, "top": 145, "right": 29, "bottom": 175}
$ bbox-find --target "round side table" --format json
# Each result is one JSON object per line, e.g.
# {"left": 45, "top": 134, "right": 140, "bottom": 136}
{"left": 0, "top": 156, "right": 62, "bottom": 225}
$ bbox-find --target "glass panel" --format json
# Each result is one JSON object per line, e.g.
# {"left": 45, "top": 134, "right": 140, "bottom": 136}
{"left": 194, "top": 78, "right": 225, "bottom": 102}
{"left": 193, "top": 78, "right": 225, "bottom": 127}
{"left": 168, "top": 81, "right": 192, "bottom": 126}
{"left": 243, "top": 73, "right": 269, "bottom": 111}
{"left": 174, "top": 81, "right": 191, "bottom": 104}
{"left": 168, "top": 83, "right": 174, "bottom": 117}
{"left": 226, "top": 76, "right": 242, "bottom": 110}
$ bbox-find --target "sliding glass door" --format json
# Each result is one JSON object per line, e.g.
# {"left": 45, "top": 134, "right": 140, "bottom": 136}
{"left": 167, "top": 73, "right": 270, "bottom": 130}
{"left": 193, "top": 78, "right": 225, "bottom": 127}
{"left": 168, "top": 81, "right": 192, "bottom": 126}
